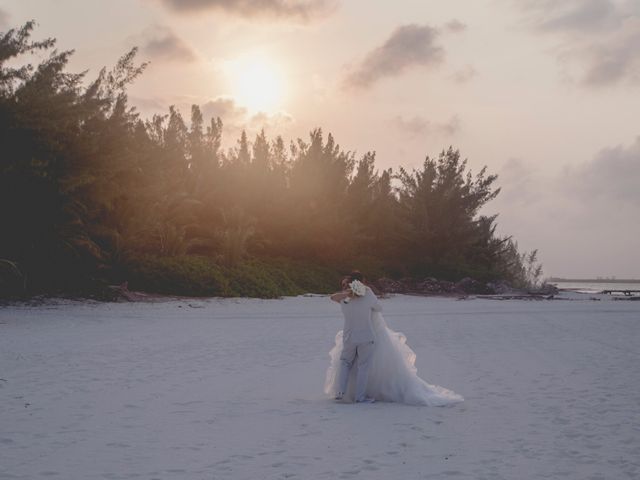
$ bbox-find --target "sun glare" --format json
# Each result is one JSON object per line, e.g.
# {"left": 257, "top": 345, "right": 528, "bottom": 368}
{"left": 227, "top": 55, "right": 286, "bottom": 113}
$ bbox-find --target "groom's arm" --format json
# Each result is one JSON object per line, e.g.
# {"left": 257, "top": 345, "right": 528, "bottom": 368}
{"left": 330, "top": 291, "right": 351, "bottom": 303}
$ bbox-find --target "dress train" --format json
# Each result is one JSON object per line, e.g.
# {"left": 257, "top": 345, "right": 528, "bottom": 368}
{"left": 324, "top": 312, "right": 464, "bottom": 406}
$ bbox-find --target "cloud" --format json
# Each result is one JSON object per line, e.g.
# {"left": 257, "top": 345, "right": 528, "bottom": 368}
{"left": 200, "top": 96, "right": 248, "bottom": 123}
{"left": 438, "top": 115, "right": 461, "bottom": 136}
{"left": 138, "top": 25, "right": 197, "bottom": 63}
{"left": 0, "top": 7, "right": 9, "bottom": 27}
{"left": 445, "top": 19, "right": 467, "bottom": 33}
{"left": 450, "top": 65, "right": 477, "bottom": 83}
{"left": 344, "top": 24, "right": 445, "bottom": 90}
{"left": 563, "top": 135, "right": 640, "bottom": 204}
{"left": 199, "top": 96, "right": 295, "bottom": 141}
{"left": 392, "top": 115, "right": 429, "bottom": 136}
{"left": 141, "top": 95, "right": 295, "bottom": 133}
{"left": 497, "top": 136, "right": 640, "bottom": 216}
{"left": 392, "top": 114, "right": 460, "bottom": 138}
{"left": 129, "top": 95, "right": 247, "bottom": 122}
{"left": 491, "top": 136, "right": 640, "bottom": 276}
{"left": 249, "top": 110, "right": 294, "bottom": 130}
{"left": 495, "top": 157, "right": 543, "bottom": 207}
{"left": 156, "top": 0, "right": 336, "bottom": 21}
{"left": 513, "top": 0, "right": 640, "bottom": 86}
{"left": 523, "top": 0, "right": 622, "bottom": 33}
{"left": 129, "top": 95, "right": 295, "bottom": 149}
{"left": 579, "top": 18, "right": 640, "bottom": 86}
{"left": 129, "top": 95, "right": 168, "bottom": 114}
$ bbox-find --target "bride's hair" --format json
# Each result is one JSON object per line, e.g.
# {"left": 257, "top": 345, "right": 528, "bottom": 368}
{"left": 348, "top": 270, "right": 363, "bottom": 282}
{"left": 340, "top": 270, "right": 364, "bottom": 289}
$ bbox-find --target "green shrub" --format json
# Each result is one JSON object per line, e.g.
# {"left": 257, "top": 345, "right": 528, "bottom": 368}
{"left": 224, "top": 262, "right": 291, "bottom": 298}
{"left": 125, "top": 255, "right": 230, "bottom": 297}
{"left": 259, "top": 257, "right": 341, "bottom": 294}
{"left": 123, "top": 255, "right": 342, "bottom": 298}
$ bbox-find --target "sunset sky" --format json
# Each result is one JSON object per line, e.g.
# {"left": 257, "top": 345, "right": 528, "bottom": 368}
{"left": 1, "top": 0, "right": 639, "bottom": 278}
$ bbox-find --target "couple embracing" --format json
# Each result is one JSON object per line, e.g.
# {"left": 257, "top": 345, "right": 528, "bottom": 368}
{"left": 324, "top": 271, "right": 464, "bottom": 406}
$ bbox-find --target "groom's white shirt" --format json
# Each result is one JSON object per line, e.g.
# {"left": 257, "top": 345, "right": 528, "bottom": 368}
{"left": 340, "top": 287, "right": 382, "bottom": 344}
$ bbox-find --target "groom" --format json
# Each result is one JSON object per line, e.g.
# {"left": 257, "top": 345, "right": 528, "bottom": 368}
{"left": 330, "top": 271, "right": 383, "bottom": 403}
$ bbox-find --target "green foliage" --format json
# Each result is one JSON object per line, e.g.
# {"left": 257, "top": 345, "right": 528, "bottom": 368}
{"left": 126, "top": 255, "right": 229, "bottom": 296}
{"left": 0, "top": 22, "right": 542, "bottom": 299}
{"left": 494, "top": 240, "right": 543, "bottom": 290}
{"left": 0, "top": 21, "right": 148, "bottom": 294}
{"left": 217, "top": 207, "right": 256, "bottom": 266}
{"left": 0, "top": 259, "right": 26, "bottom": 297}
{"left": 257, "top": 257, "right": 342, "bottom": 294}
{"left": 395, "top": 147, "right": 500, "bottom": 269}
{"left": 225, "top": 261, "right": 292, "bottom": 298}
{"left": 125, "top": 255, "right": 340, "bottom": 298}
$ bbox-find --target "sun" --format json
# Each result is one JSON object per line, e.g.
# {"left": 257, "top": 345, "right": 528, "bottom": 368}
{"left": 227, "top": 55, "right": 286, "bottom": 113}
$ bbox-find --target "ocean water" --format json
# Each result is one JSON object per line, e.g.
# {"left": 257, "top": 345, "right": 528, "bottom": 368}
{"left": 552, "top": 281, "right": 640, "bottom": 294}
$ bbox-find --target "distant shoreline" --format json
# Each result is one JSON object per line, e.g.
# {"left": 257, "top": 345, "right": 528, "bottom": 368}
{"left": 548, "top": 278, "right": 640, "bottom": 284}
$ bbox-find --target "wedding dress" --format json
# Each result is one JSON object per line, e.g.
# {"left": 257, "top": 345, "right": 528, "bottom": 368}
{"left": 324, "top": 311, "right": 464, "bottom": 406}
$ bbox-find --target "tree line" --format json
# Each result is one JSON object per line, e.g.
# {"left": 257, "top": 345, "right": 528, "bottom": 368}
{"left": 0, "top": 22, "right": 539, "bottom": 298}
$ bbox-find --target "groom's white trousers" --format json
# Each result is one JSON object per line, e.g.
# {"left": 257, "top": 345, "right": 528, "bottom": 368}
{"left": 338, "top": 340, "right": 375, "bottom": 401}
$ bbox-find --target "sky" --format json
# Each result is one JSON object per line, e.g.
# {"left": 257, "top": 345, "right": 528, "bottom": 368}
{"left": 1, "top": 0, "right": 639, "bottom": 278}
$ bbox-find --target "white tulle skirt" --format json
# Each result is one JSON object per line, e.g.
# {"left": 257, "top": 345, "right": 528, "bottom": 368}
{"left": 324, "top": 312, "right": 464, "bottom": 406}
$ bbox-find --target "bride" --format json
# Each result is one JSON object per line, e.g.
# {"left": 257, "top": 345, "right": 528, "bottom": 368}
{"left": 324, "top": 272, "right": 464, "bottom": 406}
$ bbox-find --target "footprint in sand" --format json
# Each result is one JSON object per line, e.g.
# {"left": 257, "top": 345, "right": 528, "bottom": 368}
{"left": 173, "top": 400, "right": 204, "bottom": 407}
{"left": 341, "top": 469, "right": 361, "bottom": 476}
{"left": 362, "top": 459, "right": 379, "bottom": 471}
{"left": 231, "top": 454, "right": 253, "bottom": 460}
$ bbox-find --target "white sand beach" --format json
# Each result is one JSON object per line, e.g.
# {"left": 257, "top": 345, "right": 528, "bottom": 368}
{"left": 1, "top": 293, "right": 638, "bottom": 479}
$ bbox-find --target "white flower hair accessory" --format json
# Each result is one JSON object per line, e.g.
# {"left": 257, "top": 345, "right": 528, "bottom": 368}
{"left": 349, "top": 279, "right": 367, "bottom": 297}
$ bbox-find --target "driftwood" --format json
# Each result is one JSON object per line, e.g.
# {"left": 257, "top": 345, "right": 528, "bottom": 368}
{"left": 106, "top": 282, "right": 190, "bottom": 302}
